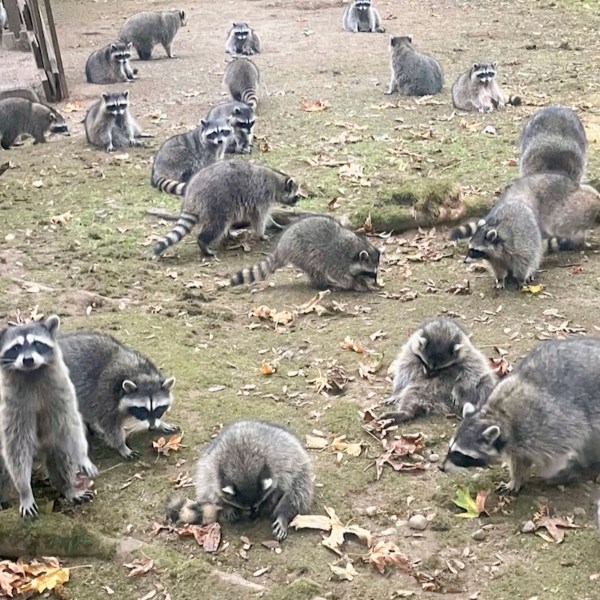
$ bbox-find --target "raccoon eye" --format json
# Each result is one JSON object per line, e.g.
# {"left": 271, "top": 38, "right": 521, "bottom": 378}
{"left": 128, "top": 407, "right": 150, "bottom": 421}
{"left": 32, "top": 341, "right": 52, "bottom": 354}
{"left": 2, "top": 344, "right": 22, "bottom": 361}
{"left": 152, "top": 406, "right": 168, "bottom": 419}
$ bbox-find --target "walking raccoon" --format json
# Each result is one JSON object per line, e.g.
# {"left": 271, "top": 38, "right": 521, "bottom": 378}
{"left": 441, "top": 337, "right": 600, "bottom": 493}
{"left": 225, "top": 22, "right": 261, "bottom": 55}
{"left": 380, "top": 318, "right": 497, "bottom": 423}
{"left": 153, "top": 160, "right": 299, "bottom": 258}
{"left": 85, "top": 41, "right": 137, "bottom": 84}
{"left": 386, "top": 36, "right": 443, "bottom": 96}
{"left": 166, "top": 420, "right": 313, "bottom": 541}
{"left": 205, "top": 101, "right": 255, "bottom": 154}
{"left": 119, "top": 9, "right": 187, "bottom": 60}
{"left": 230, "top": 215, "right": 380, "bottom": 291}
{"left": 59, "top": 331, "right": 178, "bottom": 460}
{"left": 342, "top": 0, "right": 385, "bottom": 33}
{"left": 519, "top": 106, "right": 587, "bottom": 183}
{"left": 223, "top": 57, "right": 259, "bottom": 110}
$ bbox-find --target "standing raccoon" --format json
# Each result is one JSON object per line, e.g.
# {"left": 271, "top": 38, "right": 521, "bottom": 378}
{"left": 225, "top": 22, "right": 261, "bottom": 55}
{"left": 223, "top": 57, "right": 259, "bottom": 110}
{"left": 206, "top": 101, "right": 255, "bottom": 154}
{"left": 119, "top": 9, "right": 187, "bottom": 60}
{"left": 380, "top": 318, "right": 497, "bottom": 423}
{"left": 166, "top": 420, "right": 313, "bottom": 541}
{"left": 153, "top": 160, "right": 299, "bottom": 258}
{"left": 451, "top": 62, "right": 521, "bottom": 113}
{"left": 386, "top": 36, "right": 443, "bottom": 96}
{"left": 85, "top": 41, "right": 137, "bottom": 84}
{"left": 0, "top": 316, "right": 98, "bottom": 518}
{"left": 520, "top": 106, "right": 587, "bottom": 183}
{"left": 0, "top": 98, "right": 69, "bottom": 149}
{"left": 231, "top": 215, "right": 380, "bottom": 291}
{"left": 441, "top": 337, "right": 600, "bottom": 493}
{"left": 342, "top": 0, "right": 384, "bottom": 33}
{"left": 151, "top": 117, "right": 231, "bottom": 195}
{"left": 59, "top": 332, "right": 178, "bottom": 460}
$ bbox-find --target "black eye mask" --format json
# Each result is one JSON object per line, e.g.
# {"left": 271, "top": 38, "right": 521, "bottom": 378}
{"left": 446, "top": 450, "right": 488, "bottom": 468}
{"left": 467, "top": 248, "right": 487, "bottom": 260}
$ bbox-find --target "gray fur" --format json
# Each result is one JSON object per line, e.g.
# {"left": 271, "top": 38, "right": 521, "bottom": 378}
{"left": 342, "top": 0, "right": 384, "bottom": 33}
{"left": 380, "top": 318, "right": 497, "bottom": 423}
{"left": 59, "top": 331, "right": 177, "bottom": 460}
{"left": 0, "top": 98, "right": 69, "bottom": 149}
{"left": 386, "top": 36, "right": 443, "bottom": 96}
{"left": 153, "top": 160, "right": 299, "bottom": 258}
{"left": 166, "top": 420, "right": 313, "bottom": 541}
{"left": 230, "top": 215, "right": 380, "bottom": 291}
{"left": 119, "top": 9, "right": 187, "bottom": 60}
{"left": 0, "top": 316, "right": 97, "bottom": 518}
{"left": 225, "top": 22, "right": 261, "bottom": 55}
{"left": 0, "top": 88, "right": 41, "bottom": 103}
{"left": 223, "top": 57, "right": 259, "bottom": 110}
{"left": 520, "top": 106, "right": 587, "bottom": 183}
{"left": 441, "top": 337, "right": 600, "bottom": 493}
{"left": 206, "top": 101, "right": 255, "bottom": 154}
{"left": 0, "top": 1, "right": 6, "bottom": 43}
{"left": 85, "top": 41, "right": 137, "bottom": 84}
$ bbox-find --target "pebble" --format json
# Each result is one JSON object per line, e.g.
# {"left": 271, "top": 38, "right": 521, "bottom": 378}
{"left": 408, "top": 514, "right": 428, "bottom": 531}
{"left": 428, "top": 453, "right": 440, "bottom": 463}
{"left": 471, "top": 529, "right": 487, "bottom": 542}
{"left": 380, "top": 527, "right": 397, "bottom": 537}
{"left": 365, "top": 506, "right": 377, "bottom": 517}
{"left": 573, "top": 507, "right": 586, "bottom": 518}
{"left": 521, "top": 520, "right": 536, "bottom": 533}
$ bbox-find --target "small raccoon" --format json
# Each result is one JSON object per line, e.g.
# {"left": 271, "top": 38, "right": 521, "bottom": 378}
{"left": 440, "top": 337, "right": 600, "bottom": 493}
{"left": 342, "top": 0, "right": 385, "bottom": 33}
{"left": 225, "top": 22, "right": 261, "bottom": 55}
{"left": 151, "top": 117, "right": 231, "bottom": 195}
{"left": 223, "top": 57, "right": 259, "bottom": 110}
{"left": 451, "top": 62, "right": 521, "bottom": 113}
{"left": 0, "top": 88, "right": 41, "bottom": 103}
{"left": 153, "top": 160, "right": 299, "bottom": 258}
{"left": 519, "top": 106, "right": 587, "bottom": 183}
{"left": 386, "top": 36, "right": 443, "bottom": 96}
{"left": 85, "top": 41, "right": 137, "bottom": 84}
{"left": 0, "top": 98, "right": 69, "bottom": 149}
{"left": 119, "top": 9, "right": 187, "bottom": 60}
{"left": 166, "top": 420, "right": 313, "bottom": 541}
{"left": 380, "top": 318, "right": 497, "bottom": 423}
{"left": 230, "top": 215, "right": 381, "bottom": 291}
{"left": 0, "top": 316, "right": 98, "bottom": 518}
{"left": 205, "top": 101, "right": 255, "bottom": 154}
{"left": 85, "top": 91, "right": 151, "bottom": 152}
{"left": 59, "top": 332, "right": 178, "bottom": 460}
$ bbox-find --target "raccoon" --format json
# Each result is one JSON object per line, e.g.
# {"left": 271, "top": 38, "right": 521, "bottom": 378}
{"left": 151, "top": 117, "right": 231, "bottom": 195}
{"left": 85, "top": 41, "right": 137, "bottom": 84}
{"left": 85, "top": 91, "right": 151, "bottom": 152}
{"left": 59, "top": 332, "right": 178, "bottom": 460}
{"left": 153, "top": 160, "right": 299, "bottom": 258}
{"left": 440, "top": 337, "right": 600, "bottom": 493}
{"left": 0, "top": 98, "right": 69, "bottom": 149}
{"left": 166, "top": 420, "right": 313, "bottom": 541}
{"left": 386, "top": 36, "right": 443, "bottom": 96}
{"left": 230, "top": 215, "right": 380, "bottom": 291}
{"left": 206, "top": 101, "right": 255, "bottom": 154}
{"left": 0, "top": 1, "right": 6, "bottom": 43}
{"left": 0, "top": 316, "right": 98, "bottom": 518}
{"left": 225, "top": 22, "right": 261, "bottom": 55}
{"left": 379, "top": 318, "right": 497, "bottom": 423}
{"left": 0, "top": 162, "right": 8, "bottom": 177}
{"left": 119, "top": 9, "right": 186, "bottom": 60}
{"left": 451, "top": 62, "right": 521, "bottom": 113}
{"left": 342, "top": 0, "right": 384, "bottom": 33}
{"left": 519, "top": 106, "right": 587, "bottom": 183}
{"left": 0, "top": 88, "right": 41, "bottom": 103}
{"left": 223, "top": 57, "right": 259, "bottom": 110}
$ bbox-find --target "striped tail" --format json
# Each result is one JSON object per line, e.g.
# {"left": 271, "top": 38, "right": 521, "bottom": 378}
{"left": 230, "top": 254, "right": 276, "bottom": 286}
{"left": 449, "top": 218, "right": 486, "bottom": 241}
{"left": 507, "top": 95, "right": 522, "bottom": 107}
{"left": 241, "top": 88, "right": 258, "bottom": 110}
{"left": 544, "top": 236, "right": 580, "bottom": 254}
{"left": 153, "top": 176, "right": 187, "bottom": 197}
{"left": 166, "top": 496, "right": 202, "bottom": 525}
{"left": 153, "top": 212, "right": 199, "bottom": 257}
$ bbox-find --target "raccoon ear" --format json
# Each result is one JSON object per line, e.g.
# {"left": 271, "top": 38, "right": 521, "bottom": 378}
{"left": 110, "top": 43, "right": 117, "bottom": 51}
{"left": 407, "top": 34, "right": 413, "bottom": 43}
{"left": 102, "top": 92, "right": 110, "bottom": 101}
{"left": 416, "top": 333, "right": 427, "bottom": 348}
{"left": 462, "top": 402, "right": 476, "bottom": 418}
{"left": 45, "top": 315, "right": 60, "bottom": 336}
{"left": 49, "top": 112, "right": 57, "bottom": 122}
{"left": 126, "top": 42, "right": 133, "bottom": 50}
{"left": 122, "top": 380, "right": 137, "bottom": 393}
{"left": 222, "top": 485, "right": 235, "bottom": 495}
{"left": 162, "top": 377, "right": 176, "bottom": 391}
{"left": 200, "top": 118, "right": 208, "bottom": 128}
{"left": 453, "top": 343, "right": 464, "bottom": 354}
{"left": 233, "top": 106, "right": 242, "bottom": 115}
{"left": 123, "top": 90, "right": 129, "bottom": 99}
{"left": 473, "top": 63, "right": 479, "bottom": 70}
{"left": 179, "top": 10, "right": 185, "bottom": 20}
{"left": 262, "top": 478, "right": 273, "bottom": 491}
{"left": 481, "top": 425, "right": 501, "bottom": 444}
{"left": 492, "top": 61, "right": 497, "bottom": 69}
{"left": 284, "top": 177, "right": 296, "bottom": 193}
{"left": 485, "top": 229, "right": 498, "bottom": 243}
{"left": 390, "top": 37, "right": 397, "bottom": 47}
{"left": 359, "top": 250, "right": 369, "bottom": 263}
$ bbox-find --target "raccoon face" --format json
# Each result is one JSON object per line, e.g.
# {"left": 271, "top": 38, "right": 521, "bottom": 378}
{"left": 48, "top": 111, "right": 70, "bottom": 136}
{"left": 102, "top": 91, "right": 129, "bottom": 117}
{"left": 232, "top": 23, "right": 251, "bottom": 39}
{"left": 179, "top": 10, "right": 187, "bottom": 26}
{"left": 119, "top": 377, "right": 176, "bottom": 432}
{"left": 355, "top": 0, "right": 372, "bottom": 9}
{"left": 200, "top": 119, "right": 232, "bottom": 147}
{"left": 465, "top": 227, "right": 500, "bottom": 264}
{"left": 472, "top": 62, "right": 497, "bottom": 85}
{"left": 110, "top": 42, "right": 132, "bottom": 65}
{"left": 349, "top": 245, "right": 381, "bottom": 287}
{"left": 219, "top": 465, "right": 275, "bottom": 517}
{"left": 281, "top": 177, "right": 300, "bottom": 206}
{"left": 0, "top": 316, "right": 60, "bottom": 372}
{"left": 409, "top": 327, "right": 464, "bottom": 377}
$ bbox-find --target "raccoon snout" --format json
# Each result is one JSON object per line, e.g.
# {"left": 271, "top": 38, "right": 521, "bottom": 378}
{"left": 22, "top": 356, "right": 35, "bottom": 368}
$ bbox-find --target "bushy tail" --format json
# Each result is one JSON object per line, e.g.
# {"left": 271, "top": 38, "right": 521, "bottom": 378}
{"left": 449, "top": 219, "right": 486, "bottom": 240}
{"left": 507, "top": 95, "right": 522, "bottom": 107}
{"left": 241, "top": 88, "right": 257, "bottom": 110}
{"left": 230, "top": 253, "right": 277, "bottom": 286}
{"left": 166, "top": 496, "right": 202, "bottom": 525}
{"left": 153, "top": 176, "right": 187, "bottom": 197}
{"left": 153, "top": 212, "right": 199, "bottom": 257}
{"left": 544, "top": 236, "right": 581, "bottom": 253}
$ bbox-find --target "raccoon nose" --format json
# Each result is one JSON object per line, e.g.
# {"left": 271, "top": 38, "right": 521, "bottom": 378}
{"left": 148, "top": 421, "right": 156, "bottom": 431}
{"left": 23, "top": 357, "right": 34, "bottom": 367}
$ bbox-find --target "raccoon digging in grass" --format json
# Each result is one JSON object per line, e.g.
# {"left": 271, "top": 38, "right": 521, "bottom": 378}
{"left": 0, "top": 88, "right": 41, "bottom": 103}
{"left": 166, "top": 420, "right": 313, "bottom": 541}
{"left": 153, "top": 160, "right": 299, "bottom": 258}
{"left": 206, "top": 101, "right": 255, "bottom": 154}
{"left": 59, "top": 332, "right": 178, "bottom": 460}
{"left": 0, "top": 316, "right": 98, "bottom": 518}
{"left": 151, "top": 117, "right": 232, "bottom": 195}
{"left": 451, "top": 62, "right": 521, "bottom": 113}
{"left": 520, "top": 106, "right": 587, "bottom": 183}
{"left": 223, "top": 57, "right": 259, "bottom": 110}
{"left": 0, "top": 98, "right": 69, "bottom": 149}
{"left": 119, "top": 9, "right": 187, "bottom": 60}
{"left": 441, "top": 337, "right": 600, "bottom": 493}
{"left": 225, "top": 22, "right": 261, "bottom": 55}
{"left": 85, "top": 41, "right": 137, "bottom": 84}
{"left": 231, "top": 215, "right": 380, "bottom": 291}
{"left": 380, "top": 318, "right": 497, "bottom": 423}
{"left": 385, "top": 36, "right": 443, "bottom": 96}
{"left": 342, "top": 0, "right": 385, "bottom": 33}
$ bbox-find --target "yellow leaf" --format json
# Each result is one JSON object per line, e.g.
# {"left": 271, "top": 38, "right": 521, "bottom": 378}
{"left": 305, "top": 434, "right": 329, "bottom": 449}
{"left": 521, "top": 283, "right": 545, "bottom": 295}
{"left": 152, "top": 432, "right": 184, "bottom": 455}
{"left": 19, "top": 567, "right": 69, "bottom": 593}
{"left": 339, "top": 336, "right": 365, "bottom": 353}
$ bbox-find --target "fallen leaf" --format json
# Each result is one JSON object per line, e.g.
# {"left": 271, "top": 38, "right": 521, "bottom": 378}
{"left": 124, "top": 557, "right": 156, "bottom": 577}
{"left": 340, "top": 336, "right": 365, "bottom": 353}
{"left": 330, "top": 435, "right": 363, "bottom": 457}
{"left": 305, "top": 434, "right": 330, "bottom": 450}
{"left": 310, "top": 365, "right": 349, "bottom": 395}
{"left": 530, "top": 504, "right": 579, "bottom": 543}
{"left": 176, "top": 523, "right": 221, "bottom": 552}
{"left": 63, "top": 101, "right": 83, "bottom": 112}
{"left": 300, "top": 99, "right": 329, "bottom": 112}
{"left": 296, "top": 290, "right": 331, "bottom": 316}
{"left": 330, "top": 562, "right": 359, "bottom": 582}
{"left": 358, "top": 353, "right": 384, "bottom": 383}
{"left": 260, "top": 362, "right": 276, "bottom": 376}
{"left": 453, "top": 487, "right": 489, "bottom": 519}
{"left": 521, "top": 283, "right": 545, "bottom": 295}
{"left": 367, "top": 541, "right": 411, "bottom": 575}
{"left": 50, "top": 211, "right": 73, "bottom": 225}
{"left": 375, "top": 433, "right": 427, "bottom": 479}
{"left": 152, "top": 433, "right": 184, "bottom": 455}
{"left": 18, "top": 567, "right": 69, "bottom": 594}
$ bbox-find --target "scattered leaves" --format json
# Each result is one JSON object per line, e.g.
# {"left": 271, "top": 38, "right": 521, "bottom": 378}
{"left": 0, "top": 557, "right": 70, "bottom": 596}
{"left": 152, "top": 433, "right": 184, "bottom": 455}
{"left": 375, "top": 433, "right": 427, "bottom": 480}
{"left": 367, "top": 541, "right": 411, "bottom": 575}
{"left": 175, "top": 523, "right": 222, "bottom": 552}
{"left": 63, "top": 101, "right": 83, "bottom": 112}
{"left": 310, "top": 365, "right": 349, "bottom": 395}
{"left": 305, "top": 434, "right": 330, "bottom": 450}
{"left": 529, "top": 504, "right": 580, "bottom": 543}
{"left": 124, "top": 557, "right": 157, "bottom": 577}
{"left": 250, "top": 305, "right": 295, "bottom": 326}
{"left": 340, "top": 336, "right": 365, "bottom": 353}
{"left": 453, "top": 487, "right": 489, "bottom": 519}
{"left": 300, "top": 99, "right": 329, "bottom": 112}
{"left": 446, "top": 280, "right": 471, "bottom": 295}
{"left": 358, "top": 353, "right": 384, "bottom": 383}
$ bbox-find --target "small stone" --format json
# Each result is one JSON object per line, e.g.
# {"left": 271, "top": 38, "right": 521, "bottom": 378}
{"left": 521, "top": 520, "right": 536, "bottom": 533}
{"left": 471, "top": 529, "right": 487, "bottom": 541}
{"left": 380, "top": 527, "right": 397, "bottom": 536}
{"left": 482, "top": 523, "right": 494, "bottom": 531}
{"left": 408, "top": 514, "right": 428, "bottom": 531}
{"left": 573, "top": 507, "right": 586, "bottom": 518}
{"left": 365, "top": 506, "right": 377, "bottom": 517}
{"left": 428, "top": 453, "right": 440, "bottom": 463}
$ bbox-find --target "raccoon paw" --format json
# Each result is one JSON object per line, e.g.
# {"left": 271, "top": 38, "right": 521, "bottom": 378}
{"left": 20, "top": 498, "right": 38, "bottom": 520}
{"left": 106, "top": 144, "right": 115, "bottom": 153}
{"left": 66, "top": 488, "right": 94, "bottom": 505}
{"left": 496, "top": 481, "right": 519, "bottom": 496}
{"left": 159, "top": 422, "right": 180, "bottom": 434}
{"left": 80, "top": 459, "right": 98, "bottom": 478}
{"left": 219, "top": 506, "right": 241, "bottom": 523}
{"left": 272, "top": 516, "right": 288, "bottom": 541}
{"left": 119, "top": 447, "right": 140, "bottom": 460}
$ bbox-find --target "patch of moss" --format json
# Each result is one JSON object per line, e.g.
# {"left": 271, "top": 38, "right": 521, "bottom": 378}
{"left": 268, "top": 578, "right": 321, "bottom": 600}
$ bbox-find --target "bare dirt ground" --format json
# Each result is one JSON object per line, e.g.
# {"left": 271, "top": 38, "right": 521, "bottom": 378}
{"left": 2, "top": 0, "right": 600, "bottom": 598}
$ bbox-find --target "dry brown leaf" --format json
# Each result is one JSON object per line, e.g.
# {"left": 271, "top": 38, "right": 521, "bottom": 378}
{"left": 330, "top": 435, "right": 363, "bottom": 457}
{"left": 296, "top": 290, "right": 331, "bottom": 316}
{"left": 63, "top": 101, "right": 83, "bottom": 112}
{"left": 446, "top": 280, "right": 471, "bottom": 295}
{"left": 260, "top": 362, "right": 276, "bottom": 376}
{"left": 305, "top": 434, "right": 329, "bottom": 450}
{"left": 358, "top": 353, "right": 384, "bottom": 383}
{"left": 375, "top": 433, "right": 427, "bottom": 480}
{"left": 489, "top": 356, "right": 512, "bottom": 377}
{"left": 340, "top": 336, "right": 365, "bottom": 353}
{"left": 300, "top": 99, "right": 329, "bottom": 112}
{"left": 176, "top": 523, "right": 221, "bottom": 552}
{"left": 310, "top": 365, "right": 349, "bottom": 395}
{"left": 531, "top": 505, "right": 579, "bottom": 543}
{"left": 50, "top": 211, "right": 73, "bottom": 225}
{"left": 124, "top": 557, "right": 156, "bottom": 577}
{"left": 367, "top": 541, "right": 412, "bottom": 575}
{"left": 250, "top": 305, "right": 295, "bottom": 326}
{"left": 152, "top": 433, "right": 184, "bottom": 455}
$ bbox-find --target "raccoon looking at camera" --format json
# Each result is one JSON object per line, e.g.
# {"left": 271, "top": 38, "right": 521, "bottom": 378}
{"left": 205, "top": 101, "right": 255, "bottom": 154}
{"left": 342, "top": 0, "right": 385, "bottom": 33}
{"left": 85, "top": 41, "right": 137, "bottom": 84}
{"left": 379, "top": 317, "right": 497, "bottom": 423}
{"left": 225, "top": 22, "right": 261, "bottom": 55}
{"left": 223, "top": 57, "right": 259, "bottom": 110}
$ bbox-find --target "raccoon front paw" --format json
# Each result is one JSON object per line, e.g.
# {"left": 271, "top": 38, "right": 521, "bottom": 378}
{"left": 272, "top": 516, "right": 288, "bottom": 541}
{"left": 159, "top": 422, "right": 180, "bottom": 434}
{"left": 379, "top": 410, "right": 412, "bottom": 424}
{"left": 66, "top": 488, "right": 94, "bottom": 505}
{"left": 375, "top": 27, "right": 386, "bottom": 33}
{"left": 80, "top": 459, "right": 98, "bottom": 478}
{"left": 259, "top": 234, "right": 270, "bottom": 241}
{"left": 496, "top": 480, "right": 519, "bottom": 495}
{"left": 106, "top": 144, "right": 115, "bottom": 153}
{"left": 20, "top": 497, "right": 38, "bottom": 519}
{"left": 494, "top": 279, "right": 505, "bottom": 290}
{"left": 219, "top": 506, "right": 241, "bottom": 523}
{"left": 119, "top": 446, "right": 140, "bottom": 460}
